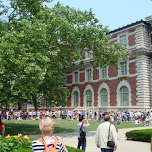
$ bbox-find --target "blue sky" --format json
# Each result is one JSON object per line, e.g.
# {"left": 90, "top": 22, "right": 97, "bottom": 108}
{"left": 2, "top": 0, "right": 152, "bottom": 31}
{"left": 47, "top": 0, "right": 152, "bottom": 30}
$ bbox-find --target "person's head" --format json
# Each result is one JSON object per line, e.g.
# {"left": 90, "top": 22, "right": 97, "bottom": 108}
{"left": 39, "top": 117, "right": 55, "bottom": 136}
{"left": 104, "top": 115, "right": 111, "bottom": 122}
{"left": 79, "top": 116, "right": 86, "bottom": 123}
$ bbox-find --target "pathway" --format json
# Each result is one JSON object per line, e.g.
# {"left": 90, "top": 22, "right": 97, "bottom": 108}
{"left": 29, "top": 126, "right": 151, "bottom": 152}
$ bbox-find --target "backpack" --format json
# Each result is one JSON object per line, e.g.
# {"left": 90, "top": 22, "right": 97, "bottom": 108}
{"left": 38, "top": 137, "right": 59, "bottom": 152}
{"left": 80, "top": 124, "right": 86, "bottom": 139}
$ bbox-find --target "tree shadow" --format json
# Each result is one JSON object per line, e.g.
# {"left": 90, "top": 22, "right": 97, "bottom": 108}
{"left": 5, "top": 123, "right": 76, "bottom": 136}
{"left": 5, "top": 123, "right": 40, "bottom": 135}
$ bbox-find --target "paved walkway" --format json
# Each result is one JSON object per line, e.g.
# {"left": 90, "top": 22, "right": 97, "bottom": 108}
{"left": 29, "top": 126, "right": 151, "bottom": 152}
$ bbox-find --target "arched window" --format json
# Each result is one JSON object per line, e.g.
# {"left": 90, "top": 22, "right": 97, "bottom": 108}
{"left": 101, "top": 88, "right": 108, "bottom": 106}
{"left": 73, "top": 91, "right": 79, "bottom": 107}
{"left": 86, "top": 90, "right": 92, "bottom": 106}
{"left": 120, "top": 86, "right": 129, "bottom": 106}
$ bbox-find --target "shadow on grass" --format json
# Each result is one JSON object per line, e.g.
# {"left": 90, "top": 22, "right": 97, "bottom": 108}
{"left": 54, "top": 126, "right": 75, "bottom": 133}
{"left": 5, "top": 123, "right": 76, "bottom": 136}
{"left": 5, "top": 123, "right": 40, "bottom": 135}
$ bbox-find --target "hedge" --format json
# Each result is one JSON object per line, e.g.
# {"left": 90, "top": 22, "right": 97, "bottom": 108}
{"left": 126, "top": 129, "right": 152, "bottom": 142}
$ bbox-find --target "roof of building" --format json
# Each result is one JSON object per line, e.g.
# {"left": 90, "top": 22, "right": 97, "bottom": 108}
{"left": 108, "top": 20, "right": 150, "bottom": 34}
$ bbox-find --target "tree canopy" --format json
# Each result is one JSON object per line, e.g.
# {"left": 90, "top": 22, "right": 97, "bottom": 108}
{"left": 0, "top": 0, "right": 128, "bottom": 110}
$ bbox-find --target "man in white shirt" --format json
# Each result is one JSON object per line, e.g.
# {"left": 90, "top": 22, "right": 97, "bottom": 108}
{"left": 95, "top": 115, "right": 118, "bottom": 152}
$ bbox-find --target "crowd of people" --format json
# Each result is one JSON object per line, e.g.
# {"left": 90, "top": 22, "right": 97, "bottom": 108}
{"left": 0, "top": 108, "right": 152, "bottom": 125}
{"left": 0, "top": 108, "right": 152, "bottom": 152}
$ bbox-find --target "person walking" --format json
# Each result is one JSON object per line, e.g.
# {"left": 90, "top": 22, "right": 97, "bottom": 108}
{"left": 95, "top": 115, "right": 118, "bottom": 152}
{"left": 77, "top": 116, "right": 90, "bottom": 151}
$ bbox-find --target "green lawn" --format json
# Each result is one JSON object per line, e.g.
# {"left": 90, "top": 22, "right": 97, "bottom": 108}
{"left": 3, "top": 119, "right": 145, "bottom": 136}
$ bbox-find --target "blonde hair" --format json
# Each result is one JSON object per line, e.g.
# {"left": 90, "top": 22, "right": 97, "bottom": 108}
{"left": 39, "top": 117, "right": 55, "bottom": 135}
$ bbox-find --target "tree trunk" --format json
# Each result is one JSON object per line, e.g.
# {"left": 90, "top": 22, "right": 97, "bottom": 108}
{"left": 18, "top": 102, "right": 22, "bottom": 110}
{"left": 6, "top": 100, "right": 8, "bottom": 110}
{"left": 33, "top": 97, "right": 38, "bottom": 112}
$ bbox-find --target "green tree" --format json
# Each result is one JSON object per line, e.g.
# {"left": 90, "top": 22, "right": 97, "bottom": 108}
{"left": 0, "top": 1, "right": 128, "bottom": 110}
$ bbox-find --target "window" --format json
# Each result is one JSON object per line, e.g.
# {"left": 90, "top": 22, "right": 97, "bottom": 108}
{"left": 86, "top": 90, "right": 92, "bottom": 106}
{"left": 85, "top": 50, "right": 93, "bottom": 59}
{"left": 73, "top": 91, "right": 79, "bottom": 107}
{"left": 120, "top": 62, "right": 127, "bottom": 76}
{"left": 74, "top": 72, "right": 79, "bottom": 83}
{"left": 101, "top": 67, "right": 107, "bottom": 79}
{"left": 86, "top": 69, "right": 92, "bottom": 81}
{"left": 120, "top": 86, "right": 129, "bottom": 106}
{"left": 101, "top": 88, "right": 108, "bottom": 106}
{"left": 120, "top": 35, "right": 127, "bottom": 47}
{"left": 45, "top": 101, "right": 50, "bottom": 108}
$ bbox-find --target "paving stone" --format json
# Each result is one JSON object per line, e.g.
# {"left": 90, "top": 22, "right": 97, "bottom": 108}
{"left": 29, "top": 126, "right": 151, "bottom": 152}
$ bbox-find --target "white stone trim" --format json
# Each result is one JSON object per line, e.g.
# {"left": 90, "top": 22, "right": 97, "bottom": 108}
{"left": 85, "top": 67, "right": 93, "bottom": 82}
{"left": 117, "top": 31, "right": 128, "bottom": 48}
{"left": 110, "top": 23, "right": 145, "bottom": 35}
{"left": 72, "top": 70, "right": 80, "bottom": 84}
{"left": 128, "top": 31, "right": 136, "bottom": 36}
{"left": 116, "top": 80, "right": 131, "bottom": 107}
{"left": 85, "top": 50, "right": 93, "bottom": 60}
{"left": 80, "top": 70, "right": 85, "bottom": 73}
{"left": 83, "top": 84, "right": 94, "bottom": 108}
{"left": 97, "top": 83, "right": 110, "bottom": 107}
{"left": 135, "top": 25, "right": 151, "bottom": 49}
{"left": 109, "top": 37, "right": 117, "bottom": 43}
{"left": 118, "top": 60, "right": 129, "bottom": 77}
{"left": 66, "top": 73, "right": 137, "bottom": 86}
{"left": 71, "top": 86, "right": 80, "bottom": 108}
{"left": 66, "top": 73, "right": 72, "bottom": 76}
{"left": 99, "top": 66, "right": 109, "bottom": 80}
{"left": 66, "top": 59, "right": 136, "bottom": 86}
{"left": 136, "top": 55, "right": 151, "bottom": 107}
{"left": 128, "top": 45, "right": 137, "bottom": 50}
{"left": 129, "top": 59, "right": 136, "bottom": 63}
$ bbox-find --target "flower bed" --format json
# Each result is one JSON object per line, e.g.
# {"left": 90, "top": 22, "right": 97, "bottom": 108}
{"left": 126, "top": 129, "right": 152, "bottom": 142}
{"left": 0, "top": 135, "right": 83, "bottom": 152}
{"left": 0, "top": 134, "right": 31, "bottom": 152}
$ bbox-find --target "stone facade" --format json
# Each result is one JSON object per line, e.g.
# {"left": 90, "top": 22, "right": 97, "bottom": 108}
{"left": 66, "top": 20, "right": 152, "bottom": 112}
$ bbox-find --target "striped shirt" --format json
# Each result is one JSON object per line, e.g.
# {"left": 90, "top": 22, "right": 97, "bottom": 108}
{"left": 32, "top": 139, "right": 67, "bottom": 152}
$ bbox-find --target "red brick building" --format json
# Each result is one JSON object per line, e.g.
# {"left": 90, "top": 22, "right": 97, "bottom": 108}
{"left": 66, "top": 17, "right": 152, "bottom": 111}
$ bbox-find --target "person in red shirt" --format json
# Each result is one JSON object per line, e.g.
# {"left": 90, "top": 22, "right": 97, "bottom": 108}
{"left": 0, "top": 119, "right": 4, "bottom": 136}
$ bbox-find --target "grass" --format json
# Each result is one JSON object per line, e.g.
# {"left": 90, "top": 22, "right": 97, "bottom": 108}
{"left": 2, "top": 119, "right": 145, "bottom": 136}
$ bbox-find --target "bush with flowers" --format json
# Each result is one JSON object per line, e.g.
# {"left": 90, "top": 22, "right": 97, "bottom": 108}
{"left": 0, "top": 134, "right": 32, "bottom": 152}
{"left": 0, "top": 134, "right": 85, "bottom": 152}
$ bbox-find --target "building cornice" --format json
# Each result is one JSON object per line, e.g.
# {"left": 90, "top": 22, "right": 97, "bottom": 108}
{"left": 108, "top": 20, "right": 150, "bottom": 35}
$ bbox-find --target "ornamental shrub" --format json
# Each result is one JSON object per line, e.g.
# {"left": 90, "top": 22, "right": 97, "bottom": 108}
{"left": 0, "top": 135, "right": 84, "bottom": 152}
{"left": 126, "top": 129, "right": 152, "bottom": 142}
{"left": 0, "top": 134, "right": 31, "bottom": 152}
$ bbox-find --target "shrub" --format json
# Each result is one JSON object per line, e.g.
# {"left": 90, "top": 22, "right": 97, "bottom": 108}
{"left": 126, "top": 129, "right": 152, "bottom": 142}
{"left": 0, "top": 135, "right": 84, "bottom": 152}
{"left": 0, "top": 134, "right": 31, "bottom": 152}
{"left": 12, "top": 136, "right": 84, "bottom": 152}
